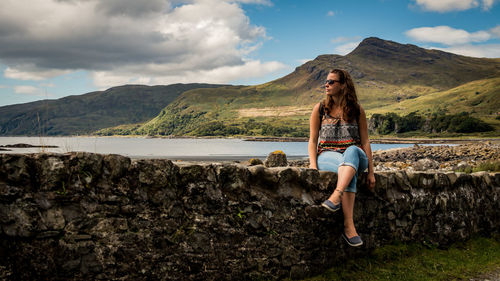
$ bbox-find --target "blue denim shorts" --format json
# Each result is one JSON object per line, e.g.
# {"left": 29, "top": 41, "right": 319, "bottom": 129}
{"left": 317, "top": 146, "right": 368, "bottom": 193}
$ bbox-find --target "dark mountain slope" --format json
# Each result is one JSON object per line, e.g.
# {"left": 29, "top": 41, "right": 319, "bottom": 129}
{"left": 346, "top": 37, "right": 500, "bottom": 88}
{"left": 0, "top": 83, "right": 224, "bottom": 135}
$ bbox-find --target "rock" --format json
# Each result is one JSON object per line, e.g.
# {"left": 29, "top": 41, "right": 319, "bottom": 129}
{"left": 0, "top": 143, "right": 58, "bottom": 148}
{"left": 414, "top": 158, "right": 440, "bottom": 171}
{"left": 456, "top": 161, "right": 471, "bottom": 171}
{"left": 248, "top": 158, "right": 263, "bottom": 166}
{"left": 264, "top": 150, "right": 288, "bottom": 167}
{"left": 387, "top": 211, "right": 396, "bottom": 220}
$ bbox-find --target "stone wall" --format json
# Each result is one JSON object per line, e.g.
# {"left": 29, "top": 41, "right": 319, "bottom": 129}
{"left": 0, "top": 152, "right": 499, "bottom": 280}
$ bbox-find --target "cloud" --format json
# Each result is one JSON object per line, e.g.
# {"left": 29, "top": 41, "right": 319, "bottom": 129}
{"left": 327, "top": 11, "right": 335, "bottom": 16}
{"left": 0, "top": 0, "right": 282, "bottom": 88}
{"left": 91, "top": 59, "right": 285, "bottom": 88}
{"left": 334, "top": 41, "right": 361, "bottom": 55}
{"left": 482, "top": 0, "right": 496, "bottom": 9}
{"left": 405, "top": 25, "right": 500, "bottom": 58}
{"left": 490, "top": 25, "right": 500, "bottom": 37}
{"left": 297, "top": 58, "right": 312, "bottom": 64}
{"left": 413, "top": 0, "right": 496, "bottom": 12}
{"left": 431, "top": 44, "right": 500, "bottom": 58}
{"left": 5, "top": 65, "right": 72, "bottom": 81}
{"left": 40, "top": 83, "right": 56, "bottom": 87}
{"left": 231, "top": 0, "right": 273, "bottom": 5}
{"left": 14, "top": 85, "right": 39, "bottom": 95}
{"left": 331, "top": 36, "right": 362, "bottom": 44}
{"left": 406, "top": 26, "right": 491, "bottom": 45}
{"left": 330, "top": 36, "right": 362, "bottom": 55}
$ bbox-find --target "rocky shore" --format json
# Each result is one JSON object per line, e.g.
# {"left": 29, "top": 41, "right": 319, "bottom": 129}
{"left": 372, "top": 142, "right": 499, "bottom": 172}
{"left": 283, "top": 142, "right": 499, "bottom": 172}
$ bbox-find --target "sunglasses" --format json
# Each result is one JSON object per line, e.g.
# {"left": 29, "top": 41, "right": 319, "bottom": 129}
{"left": 325, "top": 79, "right": 340, "bottom": 85}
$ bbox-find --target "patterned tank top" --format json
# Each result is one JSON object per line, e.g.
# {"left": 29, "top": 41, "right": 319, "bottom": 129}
{"left": 317, "top": 104, "right": 361, "bottom": 154}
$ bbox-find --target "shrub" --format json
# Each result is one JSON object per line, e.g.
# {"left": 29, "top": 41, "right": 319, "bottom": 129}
{"left": 371, "top": 111, "right": 493, "bottom": 135}
{"left": 473, "top": 160, "right": 500, "bottom": 172}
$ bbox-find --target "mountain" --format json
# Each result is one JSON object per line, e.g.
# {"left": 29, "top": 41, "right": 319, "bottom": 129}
{"left": 0, "top": 83, "right": 224, "bottom": 135}
{"left": 129, "top": 37, "right": 500, "bottom": 136}
{"left": 346, "top": 37, "right": 500, "bottom": 88}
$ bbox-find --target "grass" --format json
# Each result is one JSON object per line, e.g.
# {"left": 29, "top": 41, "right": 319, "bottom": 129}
{"left": 473, "top": 160, "right": 500, "bottom": 172}
{"left": 455, "top": 160, "right": 500, "bottom": 173}
{"left": 294, "top": 235, "right": 500, "bottom": 281}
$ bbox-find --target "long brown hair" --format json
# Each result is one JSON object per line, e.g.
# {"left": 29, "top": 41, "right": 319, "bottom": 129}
{"left": 322, "top": 69, "right": 360, "bottom": 122}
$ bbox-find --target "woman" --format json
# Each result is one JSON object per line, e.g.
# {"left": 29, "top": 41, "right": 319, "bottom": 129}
{"left": 308, "top": 68, "right": 375, "bottom": 247}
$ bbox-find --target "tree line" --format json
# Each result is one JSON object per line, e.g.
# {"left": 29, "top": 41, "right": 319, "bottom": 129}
{"left": 369, "top": 112, "right": 493, "bottom": 135}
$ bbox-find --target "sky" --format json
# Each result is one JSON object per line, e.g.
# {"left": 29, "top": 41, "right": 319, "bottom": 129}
{"left": 0, "top": 0, "right": 499, "bottom": 107}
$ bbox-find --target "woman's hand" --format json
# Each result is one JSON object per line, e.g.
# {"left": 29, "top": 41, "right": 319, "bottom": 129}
{"left": 367, "top": 172, "right": 376, "bottom": 191}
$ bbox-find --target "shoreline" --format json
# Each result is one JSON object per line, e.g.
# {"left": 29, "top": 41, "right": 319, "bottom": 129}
{"left": 243, "top": 136, "right": 500, "bottom": 144}
{"left": 1, "top": 135, "right": 499, "bottom": 144}
{"left": 0, "top": 141, "right": 497, "bottom": 166}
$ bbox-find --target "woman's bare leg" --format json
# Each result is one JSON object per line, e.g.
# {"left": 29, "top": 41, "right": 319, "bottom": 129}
{"left": 326, "top": 165, "right": 359, "bottom": 237}
{"left": 328, "top": 165, "right": 356, "bottom": 204}
{"left": 342, "top": 192, "right": 358, "bottom": 237}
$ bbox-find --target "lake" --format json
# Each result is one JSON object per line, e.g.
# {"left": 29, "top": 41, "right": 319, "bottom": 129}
{"left": 0, "top": 136, "right": 428, "bottom": 161}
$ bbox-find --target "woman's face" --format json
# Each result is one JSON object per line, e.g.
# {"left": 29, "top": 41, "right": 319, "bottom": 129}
{"left": 325, "top": 73, "right": 341, "bottom": 96}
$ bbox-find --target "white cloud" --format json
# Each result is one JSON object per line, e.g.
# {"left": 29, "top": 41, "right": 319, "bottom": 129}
{"left": 91, "top": 60, "right": 285, "bottom": 88}
{"left": 14, "top": 85, "right": 39, "bottom": 95}
{"left": 490, "top": 25, "right": 500, "bottom": 37}
{"left": 481, "top": 0, "right": 495, "bottom": 10}
{"left": 331, "top": 36, "right": 361, "bottom": 44}
{"left": 334, "top": 41, "right": 361, "bottom": 55}
{"left": 327, "top": 11, "right": 335, "bottom": 16}
{"left": 5, "top": 65, "right": 71, "bottom": 81}
{"left": 406, "top": 25, "right": 500, "bottom": 58}
{"left": 406, "top": 26, "right": 491, "bottom": 45}
{"left": 432, "top": 44, "right": 500, "bottom": 58}
{"left": 0, "top": 85, "right": 8, "bottom": 89}
{"left": 0, "top": 0, "right": 282, "bottom": 87}
{"left": 40, "top": 83, "right": 56, "bottom": 87}
{"left": 297, "top": 58, "right": 312, "bottom": 64}
{"left": 413, "top": 0, "right": 496, "bottom": 12}
{"left": 231, "top": 0, "right": 273, "bottom": 5}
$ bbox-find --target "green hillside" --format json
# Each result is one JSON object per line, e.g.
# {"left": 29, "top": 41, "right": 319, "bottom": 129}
{"left": 370, "top": 77, "right": 500, "bottom": 131}
{"left": 116, "top": 37, "right": 500, "bottom": 137}
{"left": 0, "top": 83, "right": 224, "bottom": 135}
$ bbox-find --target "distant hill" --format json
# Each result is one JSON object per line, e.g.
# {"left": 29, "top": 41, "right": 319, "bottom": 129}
{"left": 0, "top": 83, "right": 224, "bottom": 135}
{"left": 129, "top": 37, "right": 500, "bottom": 136}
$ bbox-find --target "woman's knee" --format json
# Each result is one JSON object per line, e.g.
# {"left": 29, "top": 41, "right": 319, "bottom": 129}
{"left": 344, "top": 145, "right": 365, "bottom": 157}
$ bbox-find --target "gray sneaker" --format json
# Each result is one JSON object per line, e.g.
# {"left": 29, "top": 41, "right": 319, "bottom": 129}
{"left": 321, "top": 199, "right": 341, "bottom": 212}
{"left": 342, "top": 233, "right": 363, "bottom": 247}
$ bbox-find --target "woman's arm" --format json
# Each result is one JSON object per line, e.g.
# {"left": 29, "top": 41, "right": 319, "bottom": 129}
{"left": 358, "top": 106, "right": 376, "bottom": 190}
{"left": 308, "top": 103, "right": 321, "bottom": 169}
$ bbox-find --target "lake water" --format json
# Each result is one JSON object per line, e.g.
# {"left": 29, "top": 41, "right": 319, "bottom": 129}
{"left": 0, "top": 136, "right": 427, "bottom": 161}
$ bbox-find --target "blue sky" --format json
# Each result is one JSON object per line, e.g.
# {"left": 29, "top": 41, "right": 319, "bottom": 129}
{"left": 0, "top": 0, "right": 499, "bottom": 106}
